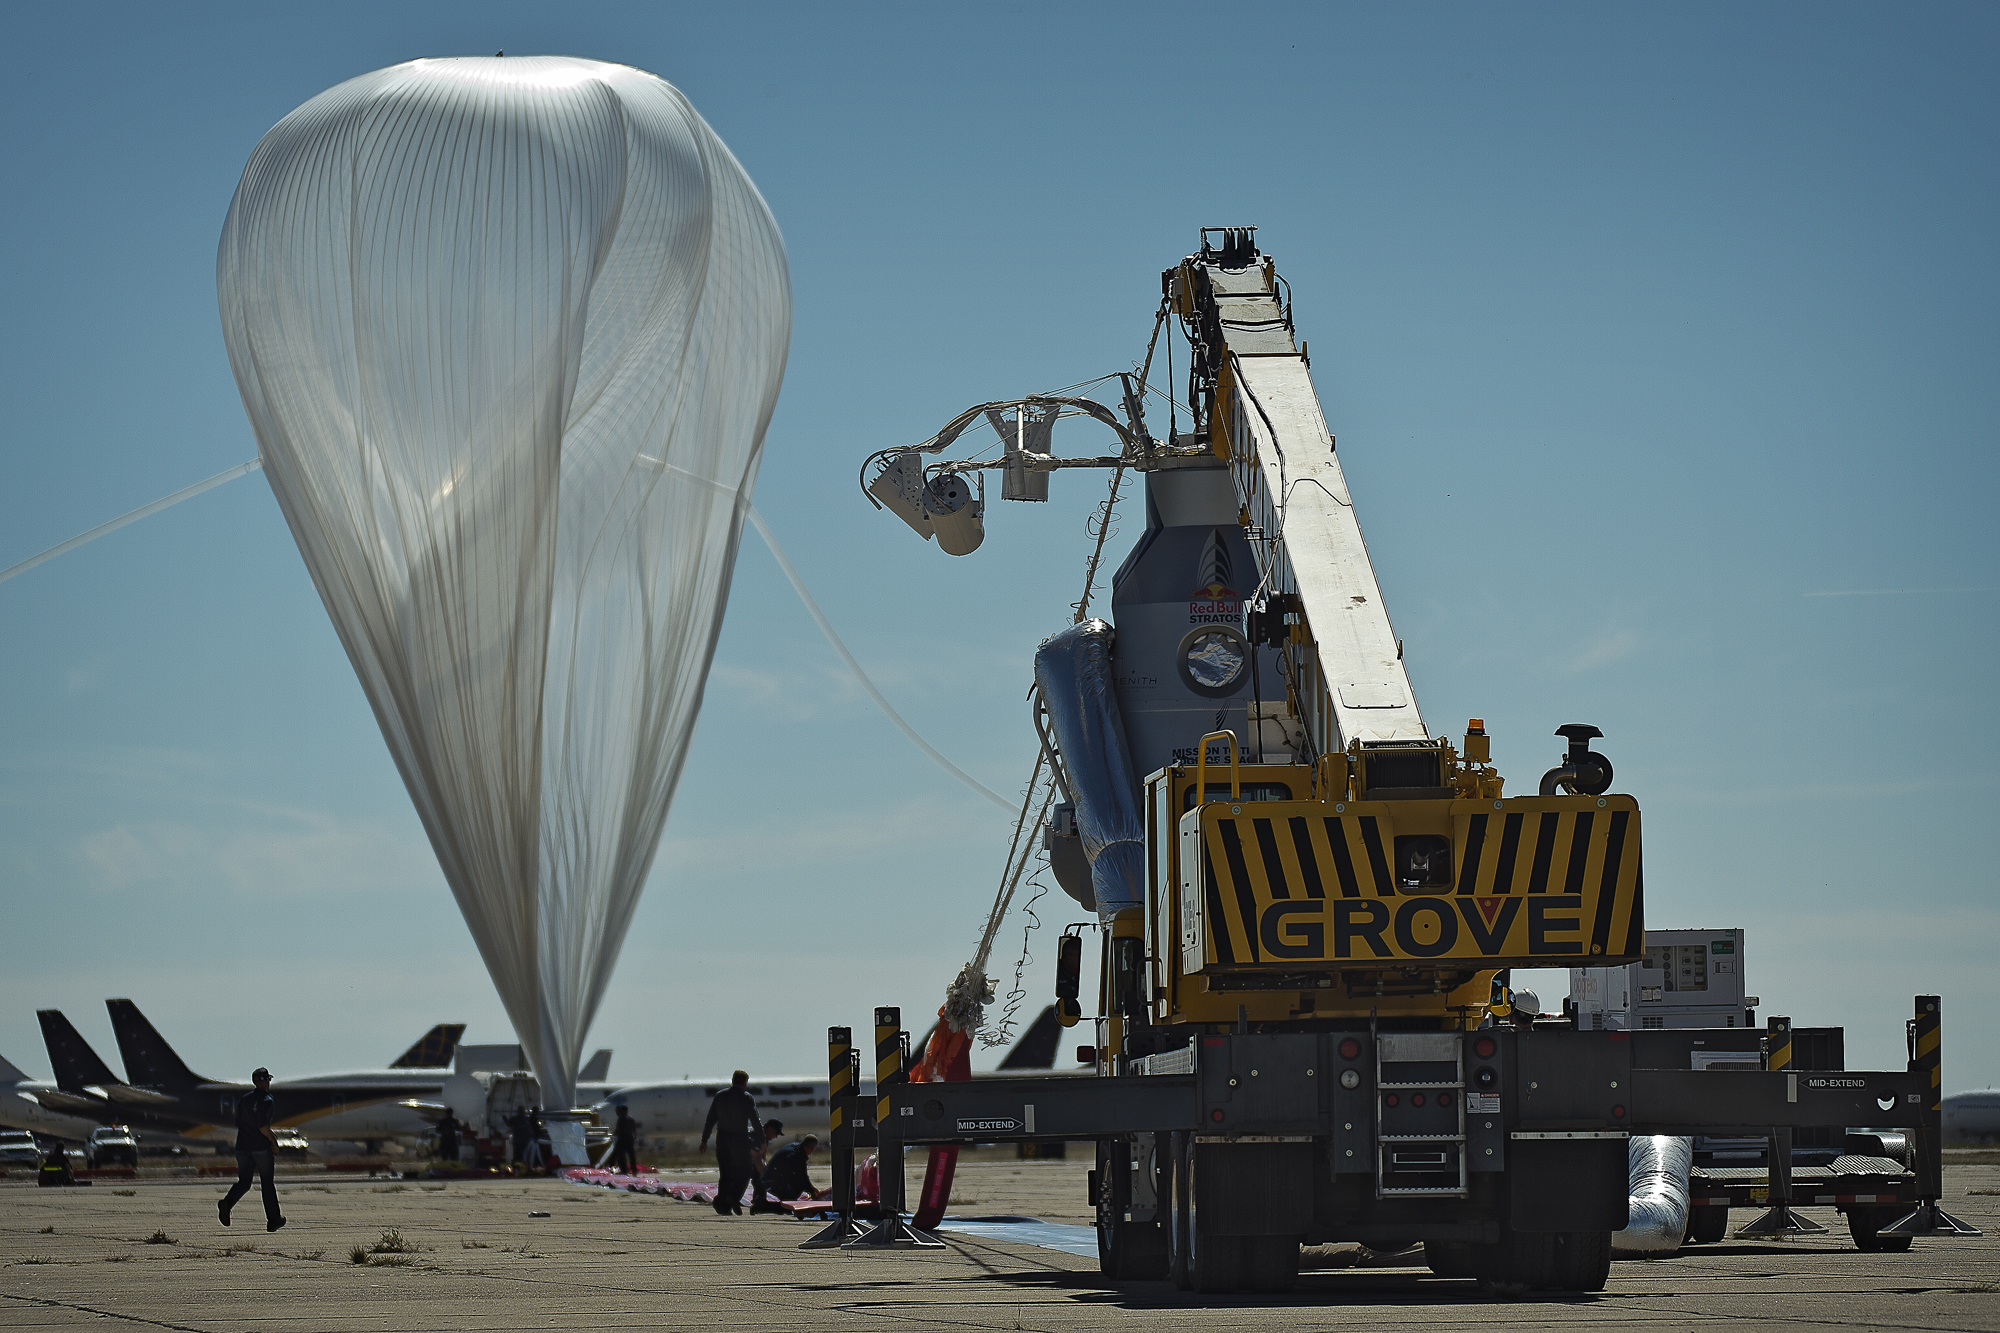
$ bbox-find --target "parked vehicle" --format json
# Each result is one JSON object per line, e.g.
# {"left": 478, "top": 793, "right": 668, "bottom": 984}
{"left": 0, "top": 1130, "right": 43, "bottom": 1166}
{"left": 85, "top": 1126, "right": 139, "bottom": 1169}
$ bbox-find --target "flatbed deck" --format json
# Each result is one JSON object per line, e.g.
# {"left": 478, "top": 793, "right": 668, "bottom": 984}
{"left": 1687, "top": 1154, "right": 1914, "bottom": 1210}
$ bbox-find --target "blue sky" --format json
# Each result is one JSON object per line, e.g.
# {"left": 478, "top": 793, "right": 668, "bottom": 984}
{"left": 1, "top": 2, "right": 1995, "bottom": 1090}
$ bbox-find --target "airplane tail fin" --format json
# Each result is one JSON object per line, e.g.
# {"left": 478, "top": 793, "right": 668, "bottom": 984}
{"left": 389, "top": 1024, "right": 466, "bottom": 1069}
{"left": 576, "top": 1049, "right": 612, "bottom": 1083}
{"left": 996, "top": 1005, "right": 1062, "bottom": 1070}
{"left": 106, "top": 999, "right": 211, "bottom": 1093}
{"left": 0, "top": 1049, "right": 30, "bottom": 1084}
{"left": 38, "top": 1010, "right": 122, "bottom": 1092}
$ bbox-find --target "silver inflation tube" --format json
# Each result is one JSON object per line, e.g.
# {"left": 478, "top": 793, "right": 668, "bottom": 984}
{"left": 1613, "top": 1135, "right": 1692, "bottom": 1255}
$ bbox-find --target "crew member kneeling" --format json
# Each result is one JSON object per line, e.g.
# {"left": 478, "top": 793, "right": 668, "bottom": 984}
{"left": 753, "top": 1134, "right": 825, "bottom": 1212}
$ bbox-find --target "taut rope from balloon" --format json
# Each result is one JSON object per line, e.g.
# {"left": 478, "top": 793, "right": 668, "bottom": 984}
{"left": 0, "top": 457, "right": 1014, "bottom": 819}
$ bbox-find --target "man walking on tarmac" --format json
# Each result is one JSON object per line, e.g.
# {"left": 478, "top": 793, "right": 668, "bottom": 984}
{"left": 699, "top": 1071, "right": 761, "bottom": 1216}
{"left": 436, "top": 1108, "right": 462, "bottom": 1165}
{"left": 218, "top": 1068, "right": 285, "bottom": 1232}
{"left": 609, "top": 1104, "right": 640, "bottom": 1175}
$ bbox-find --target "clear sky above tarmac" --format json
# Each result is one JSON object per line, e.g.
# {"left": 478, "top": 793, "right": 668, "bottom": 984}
{"left": 0, "top": 2, "right": 1995, "bottom": 1090}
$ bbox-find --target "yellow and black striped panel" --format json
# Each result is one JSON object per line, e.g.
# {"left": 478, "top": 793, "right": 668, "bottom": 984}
{"left": 828, "top": 1027, "right": 851, "bottom": 1132}
{"left": 1765, "top": 1018, "right": 1793, "bottom": 1073}
{"left": 1186, "top": 796, "right": 1642, "bottom": 969}
{"left": 873, "top": 1008, "right": 900, "bottom": 1126}
{"left": 1913, "top": 996, "right": 1941, "bottom": 1116}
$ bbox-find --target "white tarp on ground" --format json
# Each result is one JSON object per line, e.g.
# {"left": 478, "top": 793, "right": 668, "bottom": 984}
{"left": 217, "top": 56, "right": 790, "bottom": 1109}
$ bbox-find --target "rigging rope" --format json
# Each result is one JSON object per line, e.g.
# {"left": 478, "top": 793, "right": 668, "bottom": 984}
{"left": 0, "top": 458, "right": 264, "bottom": 586}
{"left": 6, "top": 306, "right": 1170, "bottom": 1051}
{"left": 0, "top": 455, "right": 1016, "bottom": 815}
{"left": 945, "top": 304, "right": 1166, "bottom": 1042}
{"left": 744, "top": 508, "right": 1012, "bottom": 812}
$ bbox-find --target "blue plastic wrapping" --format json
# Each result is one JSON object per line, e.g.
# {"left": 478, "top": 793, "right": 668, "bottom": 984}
{"left": 1033, "top": 621, "right": 1145, "bottom": 921}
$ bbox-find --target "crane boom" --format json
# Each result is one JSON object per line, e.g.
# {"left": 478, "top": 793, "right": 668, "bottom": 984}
{"left": 1170, "top": 229, "right": 1425, "bottom": 759}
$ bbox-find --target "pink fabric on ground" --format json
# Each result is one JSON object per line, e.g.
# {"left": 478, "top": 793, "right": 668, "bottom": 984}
{"left": 559, "top": 1167, "right": 828, "bottom": 1208}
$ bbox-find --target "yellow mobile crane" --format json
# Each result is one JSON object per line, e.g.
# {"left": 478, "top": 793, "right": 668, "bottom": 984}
{"left": 824, "top": 229, "right": 1969, "bottom": 1294}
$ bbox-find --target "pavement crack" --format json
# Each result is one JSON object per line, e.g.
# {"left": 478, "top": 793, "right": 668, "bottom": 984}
{"left": 1, "top": 1291, "right": 213, "bottom": 1332}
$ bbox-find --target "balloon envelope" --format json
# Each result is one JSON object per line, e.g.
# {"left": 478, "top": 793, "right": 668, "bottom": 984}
{"left": 217, "top": 57, "right": 790, "bottom": 1107}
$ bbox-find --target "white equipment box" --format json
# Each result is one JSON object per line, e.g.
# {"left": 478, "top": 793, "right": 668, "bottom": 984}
{"left": 1570, "top": 927, "right": 1757, "bottom": 1030}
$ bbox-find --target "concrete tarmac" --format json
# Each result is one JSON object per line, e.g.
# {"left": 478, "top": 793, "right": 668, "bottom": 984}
{"left": 5, "top": 1161, "right": 2000, "bottom": 1332}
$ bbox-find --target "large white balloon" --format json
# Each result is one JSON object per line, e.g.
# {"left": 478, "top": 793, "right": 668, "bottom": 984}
{"left": 217, "top": 57, "right": 790, "bottom": 1109}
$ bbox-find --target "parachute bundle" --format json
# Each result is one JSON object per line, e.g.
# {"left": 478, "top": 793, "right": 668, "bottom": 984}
{"left": 217, "top": 57, "right": 790, "bottom": 1109}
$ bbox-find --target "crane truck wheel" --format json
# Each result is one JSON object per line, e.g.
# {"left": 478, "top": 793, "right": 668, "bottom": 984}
{"left": 1471, "top": 1233, "right": 1541, "bottom": 1296}
{"left": 1552, "top": 1230, "right": 1612, "bottom": 1292}
{"left": 1847, "top": 1207, "right": 1914, "bottom": 1253}
{"left": 1177, "top": 1135, "right": 1242, "bottom": 1294}
{"left": 1166, "top": 1132, "right": 1193, "bottom": 1291}
{"left": 1471, "top": 1229, "right": 1608, "bottom": 1294}
{"left": 1687, "top": 1205, "right": 1729, "bottom": 1244}
{"left": 1094, "top": 1139, "right": 1168, "bottom": 1280}
{"left": 1238, "top": 1237, "right": 1301, "bottom": 1294}
{"left": 1189, "top": 1230, "right": 1243, "bottom": 1295}
{"left": 1424, "top": 1240, "right": 1476, "bottom": 1279}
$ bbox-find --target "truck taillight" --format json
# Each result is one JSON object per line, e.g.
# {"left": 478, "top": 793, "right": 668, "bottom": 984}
{"left": 1339, "top": 1038, "right": 1361, "bottom": 1061}
{"left": 1473, "top": 1036, "right": 1496, "bottom": 1059}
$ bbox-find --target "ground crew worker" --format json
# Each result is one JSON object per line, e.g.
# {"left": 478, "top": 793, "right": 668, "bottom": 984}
{"left": 754, "top": 1135, "right": 824, "bottom": 1211}
{"left": 750, "top": 1118, "right": 784, "bottom": 1211}
{"left": 218, "top": 1067, "right": 285, "bottom": 1232}
{"left": 610, "top": 1104, "right": 639, "bottom": 1174}
{"left": 37, "top": 1145, "right": 73, "bottom": 1187}
{"left": 699, "top": 1071, "right": 761, "bottom": 1216}
{"left": 508, "top": 1107, "right": 532, "bottom": 1165}
{"left": 754, "top": 1119, "right": 783, "bottom": 1169}
{"left": 525, "top": 1108, "right": 547, "bottom": 1169}
{"left": 436, "top": 1109, "right": 461, "bottom": 1165}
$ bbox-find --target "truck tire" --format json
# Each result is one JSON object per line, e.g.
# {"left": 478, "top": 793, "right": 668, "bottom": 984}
{"left": 1472, "top": 1229, "right": 1605, "bottom": 1293}
{"left": 1425, "top": 1240, "right": 1475, "bottom": 1279}
{"left": 1180, "top": 1135, "right": 1241, "bottom": 1294}
{"left": 1238, "top": 1237, "right": 1300, "bottom": 1294}
{"left": 1095, "top": 1141, "right": 1168, "bottom": 1280}
{"left": 1188, "top": 1228, "right": 1242, "bottom": 1294}
{"left": 1552, "top": 1230, "right": 1611, "bottom": 1292}
{"left": 1848, "top": 1206, "right": 1913, "bottom": 1253}
{"left": 1166, "top": 1132, "right": 1194, "bottom": 1291}
{"left": 1686, "top": 1205, "right": 1729, "bottom": 1244}
{"left": 1475, "top": 1231, "right": 1551, "bottom": 1294}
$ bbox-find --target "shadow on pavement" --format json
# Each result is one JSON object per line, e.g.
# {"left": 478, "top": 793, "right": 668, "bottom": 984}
{"left": 962, "top": 1267, "right": 1613, "bottom": 1309}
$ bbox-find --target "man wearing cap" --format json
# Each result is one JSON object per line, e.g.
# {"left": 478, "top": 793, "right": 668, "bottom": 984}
{"left": 699, "top": 1071, "right": 762, "bottom": 1216}
{"left": 219, "top": 1068, "right": 285, "bottom": 1232}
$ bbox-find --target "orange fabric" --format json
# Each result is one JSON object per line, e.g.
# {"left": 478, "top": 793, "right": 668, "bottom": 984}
{"left": 910, "top": 1008, "right": 972, "bottom": 1229}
